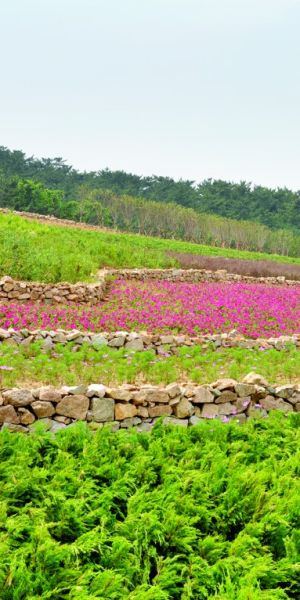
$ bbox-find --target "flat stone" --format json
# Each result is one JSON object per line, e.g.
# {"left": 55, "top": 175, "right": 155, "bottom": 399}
{"left": 131, "top": 390, "right": 148, "bottom": 404}
{"left": 136, "top": 406, "right": 149, "bottom": 418}
{"left": 165, "top": 383, "right": 181, "bottom": 398}
{"left": 274, "top": 385, "right": 295, "bottom": 399}
{"left": 160, "top": 335, "right": 174, "bottom": 344}
{"left": 108, "top": 388, "right": 132, "bottom": 401}
{"left": 18, "top": 408, "right": 35, "bottom": 425}
{"left": 39, "top": 388, "right": 62, "bottom": 402}
{"left": 115, "top": 403, "right": 138, "bottom": 420}
{"left": 108, "top": 335, "right": 126, "bottom": 347}
{"left": 260, "top": 395, "right": 293, "bottom": 413}
{"left": 144, "top": 389, "right": 170, "bottom": 403}
{"left": 212, "top": 378, "right": 237, "bottom": 391}
{"left": 215, "top": 391, "right": 237, "bottom": 404}
{"left": 218, "top": 402, "right": 238, "bottom": 415}
{"left": 201, "top": 404, "right": 220, "bottom": 419}
{"left": 56, "top": 395, "right": 89, "bottom": 420}
{"left": 91, "top": 334, "right": 108, "bottom": 348}
{"left": 125, "top": 338, "right": 144, "bottom": 351}
{"left": 31, "top": 401, "right": 55, "bottom": 418}
{"left": 86, "top": 384, "right": 106, "bottom": 398}
{"left": 243, "top": 372, "right": 268, "bottom": 386}
{"left": 234, "top": 383, "right": 256, "bottom": 397}
{"left": 136, "top": 422, "right": 153, "bottom": 432}
{"left": 148, "top": 404, "right": 172, "bottom": 418}
{"left": 66, "top": 331, "right": 83, "bottom": 341}
{"left": 174, "top": 398, "right": 194, "bottom": 418}
{"left": 0, "top": 405, "right": 19, "bottom": 423}
{"left": 2, "top": 389, "right": 33, "bottom": 407}
{"left": 234, "top": 397, "right": 251, "bottom": 413}
{"left": 193, "top": 387, "right": 214, "bottom": 404}
{"left": 54, "top": 415, "right": 71, "bottom": 424}
{"left": 90, "top": 397, "right": 114, "bottom": 422}
{"left": 61, "top": 384, "right": 87, "bottom": 395}
{"left": 2, "top": 423, "right": 28, "bottom": 433}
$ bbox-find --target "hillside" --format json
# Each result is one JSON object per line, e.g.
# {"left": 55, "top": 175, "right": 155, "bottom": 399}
{"left": 1, "top": 145, "right": 300, "bottom": 231}
{"left": 1, "top": 211, "right": 300, "bottom": 283}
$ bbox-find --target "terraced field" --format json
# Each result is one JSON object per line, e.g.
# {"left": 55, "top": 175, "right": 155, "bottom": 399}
{"left": 0, "top": 212, "right": 299, "bottom": 599}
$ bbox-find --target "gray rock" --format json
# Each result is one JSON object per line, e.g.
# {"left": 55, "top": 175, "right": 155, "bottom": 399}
{"left": 90, "top": 397, "right": 114, "bottom": 422}
{"left": 125, "top": 338, "right": 144, "bottom": 351}
{"left": 50, "top": 421, "right": 67, "bottom": 433}
{"left": 234, "top": 383, "right": 256, "bottom": 397}
{"left": 91, "top": 334, "right": 108, "bottom": 348}
{"left": 201, "top": 404, "right": 220, "bottom": 419}
{"left": 243, "top": 372, "right": 268, "bottom": 386}
{"left": 136, "top": 422, "right": 153, "bottom": 432}
{"left": 61, "top": 384, "right": 87, "bottom": 395}
{"left": 189, "top": 415, "right": 202, "bottom": 425}
{"left": 56, "top": 395, "right": 89, "bottom": 420}
{"left": 120, "top": 417, "right": 142, "bottom": 428}
{"left": 86, "top": 384, "right": 106, "bottom": 398}
{"left": 260, "top": 395, "right": 293, "bottom": 413}
{"left": 193, "top": 386, "right": 214, "bottom": 404}
{"left": 108, "top": 335, "right": 126, "bottom": 347}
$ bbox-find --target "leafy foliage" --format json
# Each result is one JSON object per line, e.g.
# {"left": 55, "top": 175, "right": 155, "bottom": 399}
{"left": 0, "top": 415, "right": 299, "bottom": 598}
{"left": 1, "top": 145, "right": 300, "bottom": 231}
{"left": 0, "top": 342, "right": 300, "bottom": 388}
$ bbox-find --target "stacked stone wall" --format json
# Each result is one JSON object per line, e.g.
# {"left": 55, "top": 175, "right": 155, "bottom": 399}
{"left": 0, "top": 328, "right": 299, "bottom": 352}
{"left": 0, "top": 376, "right": 299, "bottom": 433}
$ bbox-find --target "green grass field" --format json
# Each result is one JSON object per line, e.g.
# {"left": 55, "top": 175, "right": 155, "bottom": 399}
{"left": 1, "top": 213, "right": 300, "bottom": 283}
{"left": 0, "top": 342, "right": 299, "bottom": 387}
{"left": 0, "top": 416, "right": 299, "bottom": 599}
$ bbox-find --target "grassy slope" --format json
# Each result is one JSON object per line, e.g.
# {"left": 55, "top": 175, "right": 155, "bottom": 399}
{"left": 0, "top": 342, "right": 299, "bottom": 387}
{"left": 1, "top": 213, "right": 300, "bottom": 283}
{"left": 0, "top": 417, "right": 299, "bottom": 599}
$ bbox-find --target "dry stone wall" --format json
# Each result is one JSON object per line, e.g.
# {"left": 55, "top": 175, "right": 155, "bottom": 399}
{"left": 107, "top": 268, "right": 300, "bottom": 287}
{"left": 0, "top": 328, "right": 299, "bottom": 352}
{"left": 0, "top": 275, "right": 107, "bottom": 304}
{"left": 1, "top": 266, "right": 300, "bottom": 307}
{"left": 1, "top": 375, "right": 299, "bottom": 433}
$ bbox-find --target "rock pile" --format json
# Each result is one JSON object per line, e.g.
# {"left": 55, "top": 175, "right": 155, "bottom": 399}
{"left": 1, "top": 375, "right": 299, "bottom": 433}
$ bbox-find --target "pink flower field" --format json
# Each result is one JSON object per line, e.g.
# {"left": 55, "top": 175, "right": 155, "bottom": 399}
{"left": 0, "top": 280, "right": 300, "bottom": 338}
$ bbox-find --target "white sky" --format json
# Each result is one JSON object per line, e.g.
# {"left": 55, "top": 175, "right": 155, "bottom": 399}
{"left": 0, "top": 0, "right": 300, "bottom": 190}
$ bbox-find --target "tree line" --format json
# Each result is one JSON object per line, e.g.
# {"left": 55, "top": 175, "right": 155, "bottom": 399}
{"left": 0, "top": 175, "right": 299, "bottom": 257}
{"left": 0, "top": 145, "right": 300, "bottom": 231}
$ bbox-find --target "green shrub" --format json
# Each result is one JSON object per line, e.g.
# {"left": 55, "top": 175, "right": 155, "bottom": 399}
{"left": 0, "top": 415, "right": 299, "bottom": 598}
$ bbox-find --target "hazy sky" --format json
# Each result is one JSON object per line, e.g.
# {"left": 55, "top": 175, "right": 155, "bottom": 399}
{"left": 1, "top": 0, "right": 300, "bottom": 189}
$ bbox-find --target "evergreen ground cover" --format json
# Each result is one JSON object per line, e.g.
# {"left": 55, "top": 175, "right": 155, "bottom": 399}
{"left": 0, "top": 342, "right": 299, "bottom": 387}
{"left": 1, "top": 213, "right": 300, "bottom": 283}
{"left": 0, "top": 416, "right": 299, "bottom": 599}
